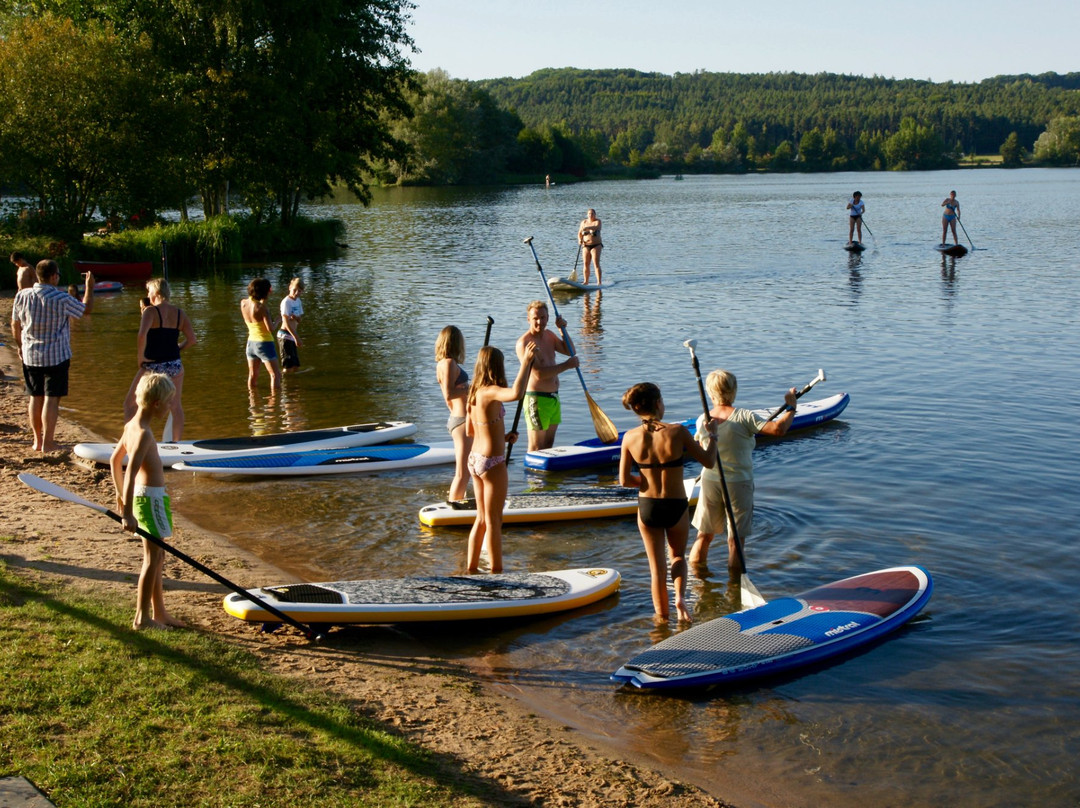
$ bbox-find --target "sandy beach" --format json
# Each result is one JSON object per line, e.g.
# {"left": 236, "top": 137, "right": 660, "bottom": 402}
{"left": 0, "top": 296, "right": 732, "bottom": 808}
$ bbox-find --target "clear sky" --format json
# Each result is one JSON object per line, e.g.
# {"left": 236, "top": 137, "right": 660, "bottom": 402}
{"left": 406, "top": 0, "right": 1078, "bottom": 84}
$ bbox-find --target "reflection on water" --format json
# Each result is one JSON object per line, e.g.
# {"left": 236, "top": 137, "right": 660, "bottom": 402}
{"left": 59, "top": 169, "right": 1080, "bottom": 808}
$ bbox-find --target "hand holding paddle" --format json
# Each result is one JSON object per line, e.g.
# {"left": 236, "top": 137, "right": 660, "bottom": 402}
{"left": 523, "top": 236, "right": 619, "bottom": 444}
{"left": 18, "top": 473, "right": 322, "bottom": 640}
{"left": 683, "top": 340, "right": 766, "bottom": 609}
{"left": 765, "top": 368, "right": 826, "bottom": 423}
{"left": 505, "top": 359, "right": 533, "bottom": 463}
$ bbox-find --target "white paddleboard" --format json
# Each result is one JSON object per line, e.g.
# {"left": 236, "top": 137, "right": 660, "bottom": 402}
{"left": 75, "top": 421, "right": 417, "bottom": 466}
{"left": 419, "top": 476, "right": 700, "bottom": 527}
{"left": 547, "top": 275, "right": 603, "bottom": 292}
{"left": 223, "top": 567, "right": 622, "bottom": 624}
{"left": 174, "top": 440, "right": 455, "bottom": 476}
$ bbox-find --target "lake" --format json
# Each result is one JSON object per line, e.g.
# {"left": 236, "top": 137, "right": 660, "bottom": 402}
{"left": 63, "top": 168, "right": 1080, "bottom": 807}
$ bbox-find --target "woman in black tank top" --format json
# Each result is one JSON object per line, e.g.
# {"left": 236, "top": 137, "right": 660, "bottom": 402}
{"left": 123, "top": 278, "right": 197, "bottom": 439}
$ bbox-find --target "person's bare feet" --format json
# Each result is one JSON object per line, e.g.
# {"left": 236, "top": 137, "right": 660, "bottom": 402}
{"left": 675, "top": 598, "right": 693, "bottom": 624}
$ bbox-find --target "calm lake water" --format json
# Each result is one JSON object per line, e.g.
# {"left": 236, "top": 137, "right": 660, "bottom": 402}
{"left": 63, "top": 169, "right": 1079, "bottom": 807}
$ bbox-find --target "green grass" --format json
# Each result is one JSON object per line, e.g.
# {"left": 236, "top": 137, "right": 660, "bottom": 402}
{"left": 0, "top": 564, "right": 486, "bottom": 807}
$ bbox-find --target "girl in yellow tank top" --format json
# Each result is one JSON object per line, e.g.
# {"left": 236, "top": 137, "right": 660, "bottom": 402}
{"left": 240, "top": 278, "right": 281, "bottom": 392}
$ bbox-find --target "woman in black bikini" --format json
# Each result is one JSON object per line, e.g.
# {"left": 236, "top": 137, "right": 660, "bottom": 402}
{"left": 619, "top": 382, "right": 718, "bottom": 623}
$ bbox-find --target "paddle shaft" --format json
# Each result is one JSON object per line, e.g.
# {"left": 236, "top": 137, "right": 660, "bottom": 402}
{"left": 687, "top": 349, "right": 749, "bottom": 575}
{"left": 764, "top": 372, "right": 825, "bottom": 423}
{"left": 505, "top": 360, "right": 534, "bottom": 463}
{"left": 484, "top": 316, "right": 494, "bottom": 347}
{"left": 19, "top": 474, "right": 319, "bottom": 638}
{"left": 571, "top": 243, "right": 581, "bottom": 281}
{"left": 957, "top": 215, "right": 975, "bottom": 250}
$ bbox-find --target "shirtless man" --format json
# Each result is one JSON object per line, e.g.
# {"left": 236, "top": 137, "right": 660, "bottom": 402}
{"left": 515, "top": 300, "right": 579, "bottom": 451}
{"left": 10, "top": 251, "right": 34, "bottom": 290}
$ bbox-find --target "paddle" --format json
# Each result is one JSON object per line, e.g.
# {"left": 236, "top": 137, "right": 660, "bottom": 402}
{"left": 569, "top": 243, "right": 581, "bottom": 283}
{"left": 861, "top": 219, "right": 875, "bottom": 246}
{"left": 505, "top": 360, "right": 533, "bottom": 463}
{"left": 682, "top": 341, "right": 766, "bottom": 609}
{"left": 18, "top": 473, "right": 322, "bottom": 640}
{"left": 764, "top": 368, "right": 826, "bottom": 423}
{"left": 523, "top": 236, "right": 619, "bottom": 444}
{"left": 483, "top": 315, "right": 494, "bottom": 347}
{"left": 957, "top": 215, "right": 975, "bottom": 251}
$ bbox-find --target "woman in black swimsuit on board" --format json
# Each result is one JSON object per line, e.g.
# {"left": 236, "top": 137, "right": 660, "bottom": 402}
{"left": 620, "top": 382, "right": 718, "bottom": 623}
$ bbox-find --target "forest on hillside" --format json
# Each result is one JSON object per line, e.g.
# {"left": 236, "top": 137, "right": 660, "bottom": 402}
{"left": 375, "top": 68, "right": 1080, "bottom": 184}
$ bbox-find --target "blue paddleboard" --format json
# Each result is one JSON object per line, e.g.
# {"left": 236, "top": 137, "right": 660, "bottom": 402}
{"left": 174, "top": 441, "right": 455, "bottom": 476}
{"left": 611, "top": 565, "right": 932, "bottom": 690}
{"left": 525, "top": 392, "right": 850, "bottom": 472}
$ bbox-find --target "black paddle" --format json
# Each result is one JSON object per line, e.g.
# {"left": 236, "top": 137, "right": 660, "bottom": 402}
{"left": 683, "top": 341, "right": 766, "bottom": 609}
{"left": 483, "top": 315, "right": 494, "bottom": 347}
{"left": 765, "top": 369, "right": 826, "bottom": 423}
{"left": 504, "top": 361, "right": 533, "bottom": 464}
{"left": 861, "top": 219, "right": 875, "bottom": 246}
{"left": 957, "top": 215, "right": 975, "bottom": 251}
{"left": 570, "top": 243, "right": 582, "bottom": 283}
{"left": 18, "top": 473, "right": 322, "bottom": 640}
{"left": 523, "top": 236, "right": 619, "bottom": 444}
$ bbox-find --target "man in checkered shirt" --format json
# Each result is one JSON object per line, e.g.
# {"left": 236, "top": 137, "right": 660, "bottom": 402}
{"left": 11, "top": 260, "right": 95, "bottom": 452}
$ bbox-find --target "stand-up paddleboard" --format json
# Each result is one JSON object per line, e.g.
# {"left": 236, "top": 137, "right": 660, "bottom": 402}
{"left": 223, "top": 567, "right": 621, "bottom": 624}
{"left": 548, "top": 276, "right": 603, "bottom": 292}
{"left": 612, "top": 565, "right": 932, "bottom": 691}
{"left": 174, "top": 440, "right": 455, "bottom": 476}
{"left": 844, "top": 241, "right": 867, "bottom": 253}
{"left": 935, "top": 243, "right": 968, "bottom": 256}
{"left": 75, "top": 421, "right": 417, "bottom": 466}
{"left": 419, "top": 476, "right": 699, "bottom": 527}
{"left": 525, "top": 393, "right": 850, "bottom": 472}
{"left": 75, "top": 280, "right": 124, "bottom": 294}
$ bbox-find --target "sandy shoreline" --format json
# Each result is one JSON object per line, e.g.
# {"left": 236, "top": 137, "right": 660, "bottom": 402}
{"left": 0, "top": 296, "right": 733, "bottom": 808}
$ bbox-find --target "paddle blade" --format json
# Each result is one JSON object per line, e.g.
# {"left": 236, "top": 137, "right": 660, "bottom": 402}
{"left": 19, "top": 473, "right": 110, "bottom": 515}
{"left": 586, "top": 393, "right": 619, "bottom": 444}
{"left": 740, "top": 573, "right": 767, "bottom": 608}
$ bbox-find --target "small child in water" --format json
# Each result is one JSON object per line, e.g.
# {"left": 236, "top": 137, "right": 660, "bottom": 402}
{"left": 110, "top": 372, "right": 185, "bottom": 630}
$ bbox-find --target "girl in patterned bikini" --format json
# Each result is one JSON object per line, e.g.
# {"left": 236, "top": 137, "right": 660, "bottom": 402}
{"left": 465, "top": 342, "right": 535, "bottom": 574}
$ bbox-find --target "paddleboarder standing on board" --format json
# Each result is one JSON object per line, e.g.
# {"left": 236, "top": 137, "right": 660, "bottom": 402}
{"left": 846, "top": 191, "right": 865, "bottom": 245}
{"left": 577, "top": 208, "right": 603, "bottom": 285}
{"left": 941, "top": 190, "right": 960, "bottom": 246}
{"left": 516, "top": 301, "right": 578, "bottom": 452}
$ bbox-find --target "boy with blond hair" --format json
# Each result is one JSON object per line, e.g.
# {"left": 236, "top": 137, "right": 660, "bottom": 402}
{"left": 110, "top": 372, "right": 185, "bottom": 630}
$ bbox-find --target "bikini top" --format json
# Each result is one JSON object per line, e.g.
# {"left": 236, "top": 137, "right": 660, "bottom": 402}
{"left": 636, "top": 456, "right": 685, "bottom": 469}
{"left": 456, "top": 365, "right": 468, "bottom": 386}
{"left": 473, "top": 403, "right": 505, "bottom": 426}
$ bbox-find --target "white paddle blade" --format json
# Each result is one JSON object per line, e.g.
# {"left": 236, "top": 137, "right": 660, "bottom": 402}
{"left": 817, "top": 368, "right": 826, "bottom": 384}
{"left": 740, "top": 573, "right": 768, "bottom": 608}
{"left": 162, "top": 411, "right": 175, "bottom": 443}
{"left": 18, "top": 473, "right": 110, "bottom": 514}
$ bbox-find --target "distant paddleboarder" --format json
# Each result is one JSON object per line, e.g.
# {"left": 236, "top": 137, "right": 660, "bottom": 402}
{"left": 577, "top": 208, "right": 603, "bottom": 285}
{"left": 941, "top": 190, "right": 960, "bottom": 246}
{"left": 846, "top": 191, "right": 865, "bottom": 245}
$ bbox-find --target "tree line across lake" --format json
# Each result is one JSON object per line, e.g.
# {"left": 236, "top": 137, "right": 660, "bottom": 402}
{"left": 3, "top": 2, "right": 1080, "bottom": 255}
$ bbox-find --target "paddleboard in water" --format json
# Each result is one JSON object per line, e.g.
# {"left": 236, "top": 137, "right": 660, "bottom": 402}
{"left": 75, "top": 421, "right": 417, "bottom": 466}
{"left": 611, "top": 565, "right": 932, "bottom": 690}
{"left": 525, "top": 393, "right": 850, "bottom": 472}
{"left": 222, "top": 567, "right": 621, "bottom": 624}
{"left": 547, "top": 275, "right": 603, "bottom": 292}
{"left": 75, "top": 280, "right": 124, "bottom": 294}
{"left": 419, "top": 476, "right": 699, "bottom": 527}
{"left": 173, "top": 440, "right": 455, "bottom": 476}
{"left": 844, "top": 241, "right": 867, "bottom": 253}
{"left": 935, "top": 243, "right": 968, "bottom": 256}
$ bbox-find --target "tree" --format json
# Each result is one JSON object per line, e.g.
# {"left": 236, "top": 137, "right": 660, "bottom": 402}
{"left": 1032, "top": 116, "right": 1080, "bottom": 165}
{"left": 883, "top": 117, "right": 952, "bottom": 170}
{"left": 999, "top": 131, "right": 1025, "bottom": 167}
{"left": 0, "top": 15, "right": 162, "bottom": 237}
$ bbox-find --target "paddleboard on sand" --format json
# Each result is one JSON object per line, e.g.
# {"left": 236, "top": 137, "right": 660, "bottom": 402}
{"left": 75, "top": 421, "right": 417, "bottom": 466}
{"left": 844, "top": 241, "right": 867, "bottom": 253}
{"left": 935, "top": 243, "right": 968, "bottom": 256}
{"left": 547, "top": 275, "right": 603, "bottom": 292}
{"left": 611, "top": 565, "right": 932, "bottom": 690}
{"left": 223, "top": 567, "right": 621, "bottom": 624}
{"left": 525, "top": 393, "right": 850, "bottom": 472}
{"left": 419, "top": 476, "right": 699, "bottom": 527}
{"left": 174, "top": 440, "right": 455, "bottom": 476}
